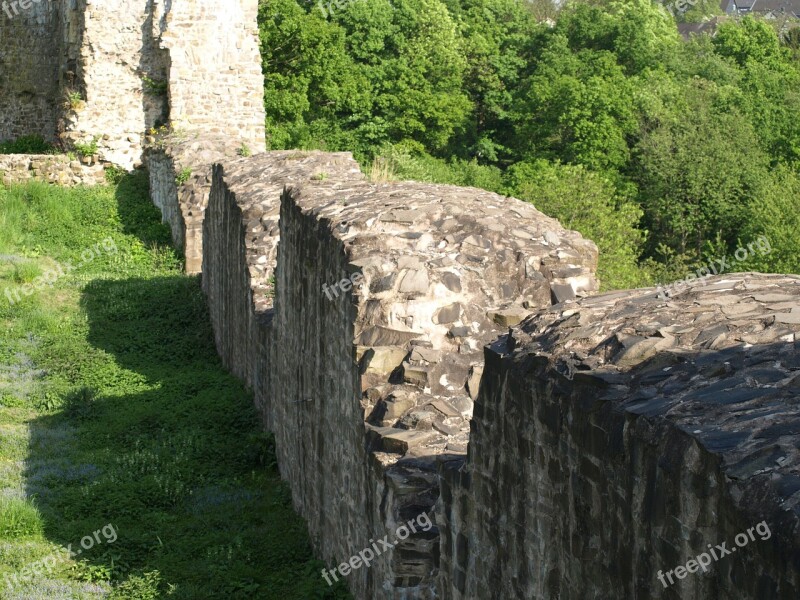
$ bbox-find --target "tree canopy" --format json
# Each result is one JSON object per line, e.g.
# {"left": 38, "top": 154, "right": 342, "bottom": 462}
{"left": 258, "top": 0, "right": 800, "bottom": 289}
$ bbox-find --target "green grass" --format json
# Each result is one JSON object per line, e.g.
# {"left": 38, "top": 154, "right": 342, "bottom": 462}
{"left": 0, "top": 172, "right": 351, "bottom": 599}
{"left": 0, "top": 136, "right": 57, "bottom": 155}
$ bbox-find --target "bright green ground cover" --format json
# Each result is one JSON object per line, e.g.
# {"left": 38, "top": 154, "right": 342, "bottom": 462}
{"left": 0, "top": 173, "right": 350, "bottom": 599}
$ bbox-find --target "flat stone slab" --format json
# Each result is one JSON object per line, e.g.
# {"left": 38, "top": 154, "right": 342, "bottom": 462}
{"left": 382, "top": 429, "right": 441, "bottom": 454}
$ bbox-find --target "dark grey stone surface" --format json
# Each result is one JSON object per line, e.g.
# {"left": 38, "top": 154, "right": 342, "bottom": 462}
{"left": 443, "top": 275, "right": 800, "bottom": 599}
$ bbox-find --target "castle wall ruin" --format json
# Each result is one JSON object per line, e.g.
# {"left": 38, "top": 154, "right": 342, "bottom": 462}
{"left": 200, "top": 152, "right": 600, "bottom": 598}
{"left": 4, "top": 3, "right": 799, "bottom": 598}
{"left": 187, "top": 151, "right": 800, "bottom": 598}
{"left": 1, "top": 0, "right": 265, "bottom": 170}
{"left": 441, "top": 277, "right": 800, "bottom": 599}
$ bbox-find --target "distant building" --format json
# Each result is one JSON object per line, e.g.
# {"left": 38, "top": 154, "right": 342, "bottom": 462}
{"left": 723, "top": 0, "right": 800, "bottom": 18}
{"left": 678, "top": 16, "right": 724, "bottom": 38}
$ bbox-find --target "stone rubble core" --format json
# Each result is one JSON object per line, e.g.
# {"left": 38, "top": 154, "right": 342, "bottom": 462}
{"left": 442, "top": 274, "right": 800, "bottom": 599}
{"left": 0, "top": 154, "right": 105, "bottom": 187}
{"left": 1, "top": 0, "right": 265, "bottom": 170}
{"left": 200, "top": 151, "right": 598, "bottom": 599}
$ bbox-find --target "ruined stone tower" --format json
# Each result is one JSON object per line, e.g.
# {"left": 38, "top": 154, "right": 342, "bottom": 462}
{"left": 0, "top": 0, "right": 266, "bottom": 169}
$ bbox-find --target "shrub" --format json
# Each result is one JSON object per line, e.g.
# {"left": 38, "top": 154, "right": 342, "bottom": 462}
{"left": 142, "top": 76, "right": 168, "bottom": 95}
{"left": 0, "top": 135, "right": 57, "bottom": 155}
{"left": 109, "top": 571, "right": 163, "bottom": 600}
{"left": 64, "top": 89, "right": 85, "bottom": 110}
{"left": 175, "top": 168, "right": 192, "bottom": 185}
{"left": 105, "top": 166, "right": 128, "bottom": 185}
{"left": 372, "top": 144, "right": 503, "bottom": 191}
{"left": 74, "top": 136, "right": 100, "bottom": 157}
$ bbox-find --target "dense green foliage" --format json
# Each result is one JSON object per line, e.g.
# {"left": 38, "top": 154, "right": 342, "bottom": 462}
{"left": 0, "top": 135, "right": 57, "bottom": 155}
{"left": 258, "top": 0, "right": 800, "bottom": 289}
{"left": 0, "top": 176, "right": 350, "bottom": 599}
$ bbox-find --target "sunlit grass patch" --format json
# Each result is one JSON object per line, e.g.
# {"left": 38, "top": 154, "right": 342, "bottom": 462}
{"left": 9, "top": 261, "right": 43, "bottom": 285}
{"left": 0, "top": 173, "right": 352, "bottom": 599}
{"left": 0, "top": 424, "right": 28, "bottom": 461}
{"left": 0, "top": 496, "right": 43, "bottom": 540}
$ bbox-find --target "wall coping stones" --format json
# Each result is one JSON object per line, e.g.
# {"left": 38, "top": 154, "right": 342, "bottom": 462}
{"left": 498, "top": 272, "right": 800, "bottom": 570}
{"left": 282, "top": 177, "right": 600, "bottom": 462}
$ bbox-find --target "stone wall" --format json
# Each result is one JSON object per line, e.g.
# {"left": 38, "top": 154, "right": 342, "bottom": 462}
{"left": 200, "top": 151, "right": 599, "bottom": 598}
{"left": 443, "top": 275, "right": 800, "bottom": 599}
{"left": 61, "top": 0, "right": 169, "bottom": 169}
{"left": 157, "top": 0, "right": 266, "bottom": 152}
{"left": 141, "top": 0, "right": 269, "bottom": 273}
{"left": 195, "top": 151, "right": 800, "bottom": 599}
{"left": 202, "top": 152, "right": 363, "bottom": 387}
{"left": 146, "top": 135, "right": 250, "bottom": 273}
{"left": 5, "top": 0, "right": 797, "bottom": 594}
{"left": 0, "top": 0, "right": 62, "bottom": 142}
{"left": 0, "top": 154, "right": 105, "bottom": 186}
{"left": 1, "top": 0, "right": 265, "bottom": 170}
{"left": 65, "top": 0, "right": 265, "bottom": 169}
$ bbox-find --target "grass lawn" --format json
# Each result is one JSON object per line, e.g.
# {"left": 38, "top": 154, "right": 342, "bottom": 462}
{"left": 0, "top": 172, "right": 350, "bottom": 599}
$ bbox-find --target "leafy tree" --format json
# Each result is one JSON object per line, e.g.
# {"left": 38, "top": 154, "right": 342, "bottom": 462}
{"left": 605, "top": 0, "right": 681, "bottom": 73}
{"left": 730, "top": 54, "right": 800, "bottom": 166}
{"left": 713, "top": 16, "right": 784, "bottom": 67}
{"left": 663, "top": 33, "right": 743, "bottom": 85}
{"left": 504, "top": 159, "right": 648, "bottom": 290}
{"left": 258, "top": 0, "right": 370, "bottom": 150}
{"left": 447, "top": 0, "right": 539, "bottom": 162}
{"left": 512, "top": 33, "right": 639, "bottom": 172}
{"left": 372, "top": 0, "right": 472, "bottom": 151}
{"left": 557, "top": 0, "right": 680, "bottom": 74}
{"left": 738, "top": 165, "right": 800, "bottom": 274}
{"left": 261, "top": 0, "right": 472, "bottom": 155}
{"left": 633, "top": 77, "right": 768, "bottom": 258}
{"left": 256, "top": 0, "right": 800, "bottom": 288}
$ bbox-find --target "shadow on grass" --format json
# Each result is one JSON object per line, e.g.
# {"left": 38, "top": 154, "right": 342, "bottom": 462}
{"left": 23, "top": 273, "right": 350, "bottom": 598}
{"left": 114, "top": 169, "right": 181, "bottom": 256}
